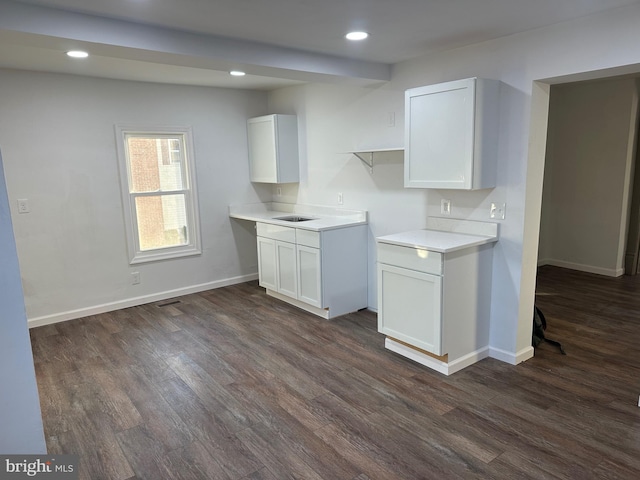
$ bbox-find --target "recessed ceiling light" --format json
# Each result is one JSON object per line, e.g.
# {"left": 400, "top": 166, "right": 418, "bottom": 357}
{"left": 230, "top": 70, "right": 246, "bottom": 76}
{"left": 345, "top": 31, "right": 369, "bottom": 41}
{"left": 66, "top": 50, "right": 89, "bottom": 58}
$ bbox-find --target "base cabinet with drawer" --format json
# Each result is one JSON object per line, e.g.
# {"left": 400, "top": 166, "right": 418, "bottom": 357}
{"left": 377, "top": 237, "right": 495, "bottom": 375}
{"left": 256, "top": 222, "right": 367, "bottom": 319}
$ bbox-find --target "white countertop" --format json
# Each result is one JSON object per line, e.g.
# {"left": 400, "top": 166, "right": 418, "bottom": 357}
{"left": 229, "top": 202, "right": 368, "bottom": 231}
{"left": 377, "top": 218, "right": 498, "bottom": 253}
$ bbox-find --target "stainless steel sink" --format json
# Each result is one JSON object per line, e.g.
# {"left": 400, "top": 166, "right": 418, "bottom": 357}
{"left": 275, "top": 215, "right": 315, "bottom": 222}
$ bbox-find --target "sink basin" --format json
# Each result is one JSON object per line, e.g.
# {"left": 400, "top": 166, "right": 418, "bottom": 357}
{"left": 275, "top": 215, "right": 315, "bottom": 222}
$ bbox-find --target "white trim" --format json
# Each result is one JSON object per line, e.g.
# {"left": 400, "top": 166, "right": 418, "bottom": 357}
{"left": 27, "top": 273, "right": 257, "bottom": 329}
{"left": 384, "top": 338, "right": 489, "bottom": 375}
{"left": 114, "top": 124, "right": 202, "bottom": 265}
{"left": 425, "top": 217, "right": 499, "bottom": 238}
{"left": 538, "top": 259, "right": 623, "bottom": 277}
{"left": 489, "top": 345, "right": 534, "bottom": 365}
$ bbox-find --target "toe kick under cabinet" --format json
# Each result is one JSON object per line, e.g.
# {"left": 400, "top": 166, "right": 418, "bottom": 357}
{"left": 377, "top": 220, "right": 498, "bottom": 375}
{"left": 256, "top": 222, "right": 367, "bottom": 319}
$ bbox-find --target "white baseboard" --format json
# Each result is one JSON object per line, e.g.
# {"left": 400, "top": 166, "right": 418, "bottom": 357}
{"left": 537, "top": 259, "right": 623, "bottom": 277}
{"left": 27, "top": 273, "right": 258, "bottom": 329}
{"left": 489, "top": 345, "right": 534, "bottom": 365}
{"left": 537, "top": 257, "right": 551, "bottom": 267}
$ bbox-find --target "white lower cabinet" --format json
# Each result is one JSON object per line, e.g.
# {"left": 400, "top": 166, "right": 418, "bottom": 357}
{"left": 256, "top": 222, "right": 367, "bottom": 319}
{"left": 377, "top": 239, "right": 494, "bottom": 375}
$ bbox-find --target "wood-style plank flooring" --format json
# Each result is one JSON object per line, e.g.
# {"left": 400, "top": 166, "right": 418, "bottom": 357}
{"left": 30, "top": 266, "right": 640, "bottom": 479}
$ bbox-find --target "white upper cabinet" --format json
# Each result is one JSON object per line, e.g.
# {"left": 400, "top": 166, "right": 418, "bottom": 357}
{"left": 404, "top": 78, "right": 499, "bottom": 190}
{"left": 247, "top": 114, "right": 299, "bottom": 184}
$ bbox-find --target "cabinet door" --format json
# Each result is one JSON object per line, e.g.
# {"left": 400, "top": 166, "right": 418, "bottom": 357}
{"left": 377, "top": 263, "right": 443, "bottom": 355}
{"left": 404, "top": 78, "right": 475, "bottom": 189}
{"left": 276, "top": 241, "right": 297, "bottom": 299}
{"left": 297, "top": 245, "right": 322, "bottom": 308}
{"left": 257, "top": 236, "right": 277, "bottom": 290}
{"left": 248, "top": 116, "right": 278, "bottom": 183}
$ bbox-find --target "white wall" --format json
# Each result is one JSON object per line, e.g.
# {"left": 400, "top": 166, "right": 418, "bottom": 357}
{"left": 7, "top": 2, "right": 640, "bottom": 364}
{"left": 268, "top": 2, "right": 640, "bottom": 362}
{"left": 268, "top": 83, "right": 426, "bottom": 307}
{"left": 0, "top": 149, "right": 46, "bottom": 454}
{"left": 539, "top": 78, "right": 639, "bottom": 276}
{"left": 0, "top": 70, "right": 269, "bottom": 325}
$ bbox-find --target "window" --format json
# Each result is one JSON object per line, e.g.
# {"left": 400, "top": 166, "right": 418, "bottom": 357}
{"left": 115, "top": 125, "right": 201, "bottom": 264}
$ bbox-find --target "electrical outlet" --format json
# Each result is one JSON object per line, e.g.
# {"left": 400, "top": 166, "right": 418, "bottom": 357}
{"left": 131, "top": 272, "right": 140, "bottom": 285}
{"left": 276, "top": 187, "right": 282, "bottom": 197}
{"left": 441, "top": 199, "right": 451, "bottom": 215}
{"left": 338, "top": 192, "right": 344, "bottom": 205}
{"left": 17, "top": 198, "right": 30, "bottom": 214}
{"left": 490, "top": 202, "right": 506, "bottom": 220}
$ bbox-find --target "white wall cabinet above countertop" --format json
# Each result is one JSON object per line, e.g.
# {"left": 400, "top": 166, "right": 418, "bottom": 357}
{"left": 247, "top": 114, "right": 299, "bottom": 184}
{"left": 405, "top": 77, "right": 500, "bottom": 190}
{"left": 229, "top": 202, "right": 368, "bottom": 231}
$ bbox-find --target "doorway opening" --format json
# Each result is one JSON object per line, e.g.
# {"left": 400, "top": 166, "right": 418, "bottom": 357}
{"left": 538, "top": 76, "right": 640, "bottom": 278}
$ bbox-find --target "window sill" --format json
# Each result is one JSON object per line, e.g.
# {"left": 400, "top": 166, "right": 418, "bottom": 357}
{"left": 129, "top": 245, "right": 202, "bottom": 264}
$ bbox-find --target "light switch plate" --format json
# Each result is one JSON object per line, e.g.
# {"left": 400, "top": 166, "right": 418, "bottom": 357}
{"left": 490, "top": 202, "right": 506, "bottom": 220}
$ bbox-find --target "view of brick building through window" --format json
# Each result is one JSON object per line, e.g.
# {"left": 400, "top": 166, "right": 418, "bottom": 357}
{"left": 126, "top": 136, "right": 188, "bottom": 251}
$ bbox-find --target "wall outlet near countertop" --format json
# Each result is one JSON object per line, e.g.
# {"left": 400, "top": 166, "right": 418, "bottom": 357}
{"left": 338, "top": 192, "right": 344, "bottom": 205}
{"left": 490, "top": 202, "right": 506, "bottom": 220}
{"left": 441, "top": 199, "right": 451, "bottom": 215}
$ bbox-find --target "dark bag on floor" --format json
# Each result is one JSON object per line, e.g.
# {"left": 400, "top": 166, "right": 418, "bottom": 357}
{"left": 533, "top": 305, "right": 566, "bottom": 355}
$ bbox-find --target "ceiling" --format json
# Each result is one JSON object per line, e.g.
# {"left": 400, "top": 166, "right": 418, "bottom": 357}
{"left": 1, "top": 0, "right": 639, "bottom": 90}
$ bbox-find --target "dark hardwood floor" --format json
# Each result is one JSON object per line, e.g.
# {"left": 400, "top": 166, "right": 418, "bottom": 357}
{"left": 30, "top": 266, "right": 640, "bottom": 479}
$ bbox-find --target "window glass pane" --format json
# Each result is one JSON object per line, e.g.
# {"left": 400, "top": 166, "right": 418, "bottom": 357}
{"left": 135, "top": 194, "right": 188, "bottom": 251}
{"left": 127, "top": 136, "right": 185, "bottom": 193}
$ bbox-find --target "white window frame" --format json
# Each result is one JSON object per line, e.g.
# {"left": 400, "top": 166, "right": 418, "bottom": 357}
{"left": 115, "top": 124, "right": 202, "bottom": 264}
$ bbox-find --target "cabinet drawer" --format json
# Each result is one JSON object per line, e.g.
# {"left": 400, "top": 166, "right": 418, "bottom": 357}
{"left": 377, "top": 242, "right": 442, "bottom": 275}
{"left": 296, "top": 229, "right": 320, "bottom": 248}
{"left": 257, "top": 222, "right": 295, "bottom": 243}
